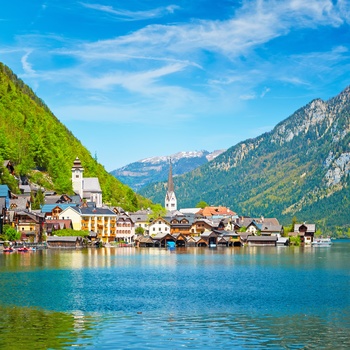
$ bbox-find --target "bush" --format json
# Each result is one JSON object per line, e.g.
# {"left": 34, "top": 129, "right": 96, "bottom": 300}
{"left": 1, "top": 224, "right": 21, "bottom": 241}
{"left": 289, "top": 236, "right": 301, "bottom": 246}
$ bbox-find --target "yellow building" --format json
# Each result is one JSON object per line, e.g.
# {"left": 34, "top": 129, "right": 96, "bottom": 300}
{"left": 59, "top": 206, "right": 117, "bottom": 242}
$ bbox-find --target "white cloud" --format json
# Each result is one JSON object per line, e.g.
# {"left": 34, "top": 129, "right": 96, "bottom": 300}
{"left": 80, "top": 2, "right": 180, "bottom": 21}
{"left": 21, "top": 51, "right": 35, "bottom": 75}
{"left": 9, "top": 0, "right": 350, "bottom": 128}
{"left": 82, "top": 63, "right": 186, "bottom": 92}
{"left": 239, "top": 94, "right": 256, "bottom": 100}
{"left": 53, "top": 0, "right": 348, "bottom": 71}
{"left": 260, "top": 87, "right": 270, "bottom": 98}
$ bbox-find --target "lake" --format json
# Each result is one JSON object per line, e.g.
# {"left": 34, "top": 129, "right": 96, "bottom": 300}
{"left": 0, "top": 241, "right": 349, "bottom": 349}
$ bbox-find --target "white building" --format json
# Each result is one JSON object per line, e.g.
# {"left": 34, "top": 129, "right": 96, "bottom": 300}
{"left": 115, "top": 213, "right": 135, "bottom": 244}
{"left": 149, "top": 217, "right": 171, "bottom": 236}
{"left": 72, "top": 157, "right": 103, "bottom": 207}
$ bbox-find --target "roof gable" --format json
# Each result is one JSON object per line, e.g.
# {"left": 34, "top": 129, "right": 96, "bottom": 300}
{"left": 83, "top": 178, "right": 101, "bottom": 192}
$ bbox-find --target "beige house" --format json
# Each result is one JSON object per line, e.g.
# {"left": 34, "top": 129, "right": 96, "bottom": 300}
{"left": 190, "top": 218, "right": 213, "bottom": 235}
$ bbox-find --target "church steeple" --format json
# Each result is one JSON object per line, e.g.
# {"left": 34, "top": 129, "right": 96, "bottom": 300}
{"left": 72, "top": 157, "right": 84, "bottom": 199}
{"left": 165, "top": 158, "right": 177, "bottom": 211}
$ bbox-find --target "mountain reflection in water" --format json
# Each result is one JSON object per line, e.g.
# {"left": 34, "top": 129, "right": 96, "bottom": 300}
{"left": 0, "top": 242, "right": 349, "bottom": 349}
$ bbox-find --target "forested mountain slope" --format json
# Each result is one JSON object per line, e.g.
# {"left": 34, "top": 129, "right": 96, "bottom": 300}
{"left": 111, "top": 150, "right": 225, "bottom": 191}
{"left": 140, "top": 86, "right": 350, "bottom": 231}
{"left": 0, "top": 63, "right": 152, "bottom": 211}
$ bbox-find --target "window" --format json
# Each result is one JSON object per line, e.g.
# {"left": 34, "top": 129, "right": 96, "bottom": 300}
{"left": 153, "top": 228, "right": 155, "bottom": 231}
{"left": 159, "top": 227, "right": 161, "bottom": 231}
{"left": 158, "top": 221, "right": 161, "bottom": 224}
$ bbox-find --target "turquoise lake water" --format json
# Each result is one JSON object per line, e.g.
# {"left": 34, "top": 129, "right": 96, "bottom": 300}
{"left": 0, "top": 241, "right": 349, "bottom": 349}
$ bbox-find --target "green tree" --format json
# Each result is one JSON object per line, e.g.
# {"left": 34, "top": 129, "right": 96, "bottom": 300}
{"left": 32, "top": 189, "right": 45, "bottom": 210}
{"left": 1, "top": 224, "right": 21, "bottom": 241}
{"left": 315, "top": 229, "right": 322, "bottom": 237}
{"left": 135, "top": 226, "right": 145, "bottom": 235}
{"left": 196, "top": 200, "right": 208, "bottom": 209}
{"left": 345, "top": 228, "right": 350, "bottom": 238}
{"left": 289, "top": 235, "right": 301, "bottom": 246}
{"left": 283, "top": 216, "right": 297, "bottom": 236}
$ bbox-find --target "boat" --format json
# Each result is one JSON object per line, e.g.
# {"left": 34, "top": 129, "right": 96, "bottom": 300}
{"left": 17, "top": 246, "right": 29, "bottom": 252}
{"left": 312, "top": 238, "right": 332, "bottom": 246}
{"left": 167, "top": 241, "right": 176, "bottom": 249}
{"left": 3, "top": 247, "right": 14, "bottom": 253}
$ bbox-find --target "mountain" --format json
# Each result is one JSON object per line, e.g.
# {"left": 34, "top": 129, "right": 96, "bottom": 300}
{"left": 139, "top": 86, "right": 350, "bottom": 232}
{"left": 0, "top": 62, "right": 153, "bottom": 211}
{"left": 110, "top": 150, "right": 226, "bottom": 191}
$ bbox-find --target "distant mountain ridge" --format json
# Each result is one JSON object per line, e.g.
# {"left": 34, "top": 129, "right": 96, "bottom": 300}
{"left": 139, "top": 86, "right": 350, "bottom": 232}
{"left": 110, "top": 150, "right": 226, "bottom": 191}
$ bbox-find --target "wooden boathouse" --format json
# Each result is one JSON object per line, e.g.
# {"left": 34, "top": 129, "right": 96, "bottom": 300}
{"left": 46, "top": 236, "right": 84, "bottom": 249}
{"left": 246, "top": 235, "right": 278, "bottom": 246}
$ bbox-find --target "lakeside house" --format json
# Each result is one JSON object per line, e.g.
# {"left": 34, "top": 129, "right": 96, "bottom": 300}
{"left": 289, "top": 224, "right": 316, "bottom": 245}
{"left": 115, "top": 212, "right": 134, "bottom": 244}
{"left": 149, "top": 217, "right": 171, "bottom": 236}
{"left": 58, "top": 206, "right": 117, "bottom": 243}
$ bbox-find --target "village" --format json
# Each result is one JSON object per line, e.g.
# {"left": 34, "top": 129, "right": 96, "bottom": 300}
{"left": 0, "top": 158, "right": 317, "bottom": 249}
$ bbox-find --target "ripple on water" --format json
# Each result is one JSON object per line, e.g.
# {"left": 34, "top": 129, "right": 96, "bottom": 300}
{"left": 54, "top": 311, "right": 350, "bottom": 349}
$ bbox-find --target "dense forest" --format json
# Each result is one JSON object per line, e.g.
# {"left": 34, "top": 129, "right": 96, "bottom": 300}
{"left": 140, "top": 88, "right": 350, "bottom": 233}
{"left": 0, "top": 62, "right": 153, "bottom": 211}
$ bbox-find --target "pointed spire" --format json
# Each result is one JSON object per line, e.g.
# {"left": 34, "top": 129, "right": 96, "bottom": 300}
{"left": 167, "top": 158, "right": 174, "bottom": 193}
{"left": 165, "top": 157, "right": 177, "bottom": 211}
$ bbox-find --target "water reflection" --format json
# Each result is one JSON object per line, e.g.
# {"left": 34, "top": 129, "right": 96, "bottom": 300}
{"left": 0, "top": 244, "right": 345, "bottom": 270}
{"left": 0, "top": 305, "right": 99, "bottom": 349}
{"left": 1, "top": 307, "right": 347, "bottom": 349}
{"left": 0, "top": 242, "right": 349, "bottom": 348}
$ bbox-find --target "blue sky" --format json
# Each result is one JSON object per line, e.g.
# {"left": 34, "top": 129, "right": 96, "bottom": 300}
{"left": 1, "top": 0, "right": 350, "bottom": 171}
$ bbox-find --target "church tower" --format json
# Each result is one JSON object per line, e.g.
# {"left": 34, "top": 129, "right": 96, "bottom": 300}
{"left": 165, "top": 159, "right": 177, "bottom": 211}
{"left": 72, "top": 157, "right": 84, "bottom": 199}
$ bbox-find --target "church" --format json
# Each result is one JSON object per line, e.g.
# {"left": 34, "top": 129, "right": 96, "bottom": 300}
{"left": 71, "top": 157, "right": 103, "bottom": 207}
{"left": 164, "top": 159, "right": 177, "bottom": 211}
